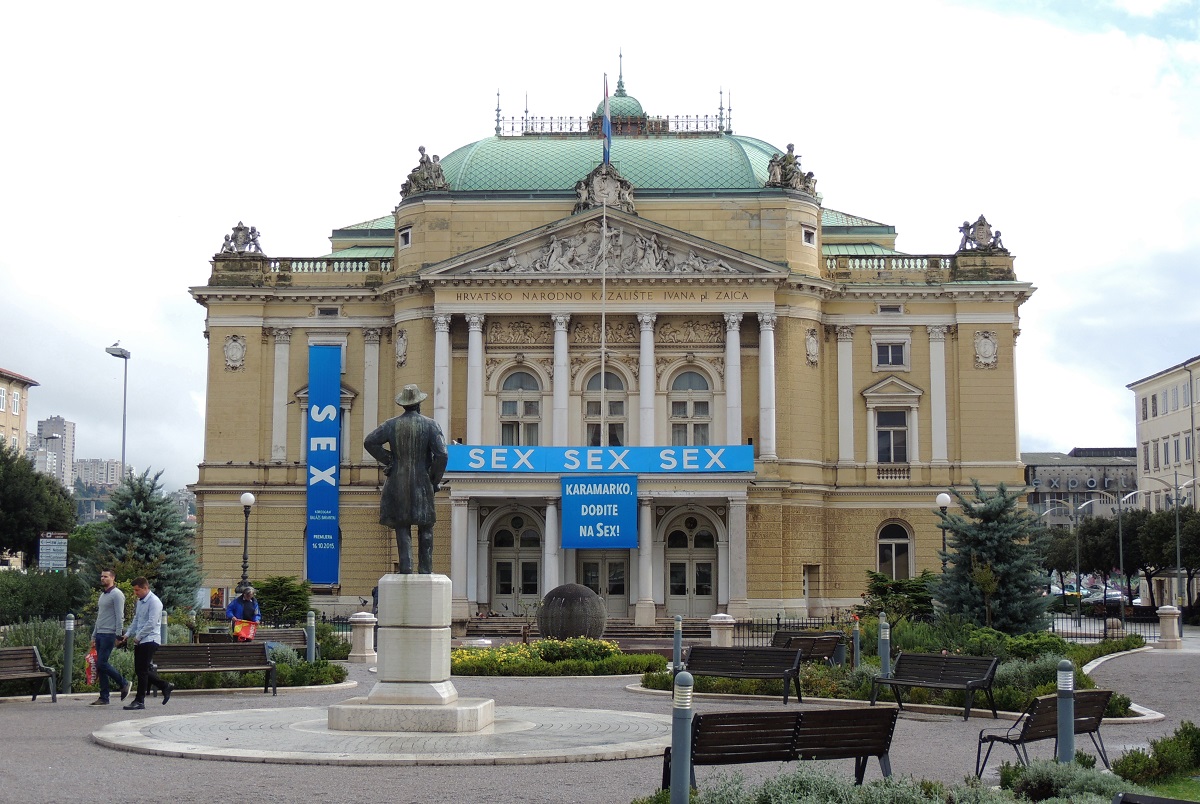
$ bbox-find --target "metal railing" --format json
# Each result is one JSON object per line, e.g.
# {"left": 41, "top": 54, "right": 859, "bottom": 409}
{"left": 1047, "top": 612, "right": 1160, "bottom": 643}
{"left": 732, "top": 614, "right": 854, "bottom": 647}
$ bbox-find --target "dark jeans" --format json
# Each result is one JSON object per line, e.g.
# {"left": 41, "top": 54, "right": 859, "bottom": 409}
{"left": 132, "top": 641, "right": 167, "bottom": 703}
{"left": 94, "top": 633, "right": 125, "bottom": 701}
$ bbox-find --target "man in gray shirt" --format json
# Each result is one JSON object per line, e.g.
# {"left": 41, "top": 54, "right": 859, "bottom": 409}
{"left": 90, "top": 569, "right": 130, "bottom": 705}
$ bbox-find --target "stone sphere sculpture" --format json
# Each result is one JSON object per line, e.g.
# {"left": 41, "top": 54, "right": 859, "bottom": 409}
{"left": 538, "top": 583, "right": 607, "bottom": 640}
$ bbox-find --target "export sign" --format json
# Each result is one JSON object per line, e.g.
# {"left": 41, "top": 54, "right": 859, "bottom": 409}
{"left": 448, "top": 445, "right": 754, "bottom": 474}
{"left": 560, "top": 476, "right": 638, "bottom": 549}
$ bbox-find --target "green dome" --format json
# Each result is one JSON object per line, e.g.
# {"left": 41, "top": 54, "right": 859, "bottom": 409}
{"left": 437, "top": 134, "right": 782, "bottom": 193}
{"left": 594, "top": 92, "right": 645, "bottom": 118}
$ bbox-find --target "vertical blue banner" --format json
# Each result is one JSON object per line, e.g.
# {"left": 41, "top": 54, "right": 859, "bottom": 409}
{"left": 560, "top": 476, "right": 638, "bottom": 549}
{"left": 306, "top": 345, "right": 341, "bottom": 584}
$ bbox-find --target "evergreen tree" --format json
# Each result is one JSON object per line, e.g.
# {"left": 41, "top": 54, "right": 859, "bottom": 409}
{"left": 91, "top": 470, "right": 201, "bottom": 609}
{"left": 933, "top": 480, "right": 1049, "bottom": 635}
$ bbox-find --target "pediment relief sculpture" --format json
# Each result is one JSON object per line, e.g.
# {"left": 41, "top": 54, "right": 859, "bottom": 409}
{"left": 488, "top": 319, "right": 554, "bottom": 346}
{"left": 571, "top": 319, "right": 639, "bottom": 345}
{"left": 468, "top": 220, "right": 740, "bottom": 276}
{"left": 656, "top": 318, "right": 724, "bottom": 344}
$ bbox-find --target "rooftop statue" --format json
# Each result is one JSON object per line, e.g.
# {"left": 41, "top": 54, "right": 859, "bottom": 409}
{"left": 956, "top": 215, "right": 1008, "bottom": 254}
{"left": 765, "top": 143, "right": 817, "bottom": 194}
{"left": 400, "top": 145, "right": 450, "bottom": 197}
{"left": 217, "top": 222, "right": 266, "bottom": 256}
{"left": 572, "top": 163, "right": 637, "bottom": 215}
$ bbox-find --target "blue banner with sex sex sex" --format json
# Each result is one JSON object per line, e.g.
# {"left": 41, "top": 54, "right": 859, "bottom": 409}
{"left": 306, "top": 345, "right": 341, "bottom": 584}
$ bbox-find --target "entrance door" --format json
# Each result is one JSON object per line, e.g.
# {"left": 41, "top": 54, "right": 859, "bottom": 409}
{"left": 579, "top": 551, "right": 628, "bottom": 617}
{"left": 664, "top": 514, "right": 717, "bottom": 617}
{"left": 489, "top": 513, "right": 542, "bottom": 617}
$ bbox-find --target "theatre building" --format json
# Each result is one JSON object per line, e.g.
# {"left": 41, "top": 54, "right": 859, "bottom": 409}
{"left": 191, "top": 76, "right": 1031, "bottom": 626}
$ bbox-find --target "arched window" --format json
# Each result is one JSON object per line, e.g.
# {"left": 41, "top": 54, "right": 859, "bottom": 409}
{"left": 585, "top": 370, "right": 626, "bottom": 447}
{"left": 877, "top": 522, "right": 912, "bottom": 580}
{"left": 500, "top": 371, "right": 541, "bottom": 446}
{"left": 669, "top": 370, "right": 711, "bottom": 446}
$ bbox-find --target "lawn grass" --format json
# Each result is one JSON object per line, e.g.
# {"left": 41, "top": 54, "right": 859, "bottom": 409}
{"left": 1149, "top": 774, "right": 1200, "bottom": 802}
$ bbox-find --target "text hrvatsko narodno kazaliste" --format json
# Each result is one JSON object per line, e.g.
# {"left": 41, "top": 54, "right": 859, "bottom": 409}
{"left": 448, "top": 445, "right": 754, "bottom": 549}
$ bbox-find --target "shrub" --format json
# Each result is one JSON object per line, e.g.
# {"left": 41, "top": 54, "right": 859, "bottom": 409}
{"left": 534, "top": 637, "right": 619, "bottom": 662}
{"left": 315, "top": 622, "right": 350, "bottom": 660}
{"left": 1149, "top": 735, "right": 1194, "bottom": 777}
{"left": 1112, "top": 748, "right": 1158, "bottom": 784}
{"left": 452, "top": 640, "right": 665, "bottom": 677}
{"left": 1106, "top": 692, "right": 1132, "bottom": 718}
{"left": 255, "top": 576, "right": 311, "bottom": 626}
{"left": 1009, "top": 758, "right": 1147, "bottom": 802}
{"left": 1175, "top": 720, "right": 1200, "bottom": 767}
{"left": 0, "top": 571, "right": 91, "bottom": 625}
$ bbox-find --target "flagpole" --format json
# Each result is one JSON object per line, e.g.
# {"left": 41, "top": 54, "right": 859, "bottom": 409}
{"left": 599, "top": 203, "right": 608, "bottom": 447}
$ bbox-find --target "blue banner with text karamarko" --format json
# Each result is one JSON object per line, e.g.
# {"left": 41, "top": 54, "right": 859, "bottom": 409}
{"left": 306, "top": 345, "right": 341, "bottom": 584}
{"left": 447, "top": 445, "right": 754, "bottom": 474}
{"left": 561, "top": 476, "right": 638, "bottom": 549}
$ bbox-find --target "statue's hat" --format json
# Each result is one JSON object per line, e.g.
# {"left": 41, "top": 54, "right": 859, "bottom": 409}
{"left": 395, "top": 384, "right": 428, "bottom": 407}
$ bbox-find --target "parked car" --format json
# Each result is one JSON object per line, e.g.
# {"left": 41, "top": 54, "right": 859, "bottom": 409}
{"left": 1080, "top": 588, "right": 1129, "bottom": 607}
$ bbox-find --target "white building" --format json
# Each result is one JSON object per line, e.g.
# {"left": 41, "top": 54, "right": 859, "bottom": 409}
{"left": 1128, "top": 355, "right": 1200, "bottom": 511}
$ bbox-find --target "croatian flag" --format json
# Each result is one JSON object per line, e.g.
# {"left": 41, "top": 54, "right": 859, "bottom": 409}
{"left": 602, "top": 74, "right": 612, "bottom": 165}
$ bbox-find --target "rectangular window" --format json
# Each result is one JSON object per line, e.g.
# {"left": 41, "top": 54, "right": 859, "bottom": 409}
{"left": 802, "top": 227, "right": 816, "bottom": 246}
{"left": 877, "top": 343, "right": 905, "bottom": 366}
{"left": 1185, "top": 383, "right": 1192, "bottom": 406}
{"left": 1173, "top": 387, "right": 1180, "bottom": 411}
{"left": 1152, "top": 395, "right": 1159, "bottom": 417}
{"left": 10, "top": 391, "right": 17, "bottom": 411}
{"left": 1186, "top": 435, "right": 1193, "bottom": 462}
{"left": 1143, "top": 442, "right": 1150, "bottom": 471}
{"left": 0, "top": 389, "right": 6, "bottom": 412}
{"left": 398, "top": 227, "right": 412, "bottom": 248}
{"left": 1142, "top": 397, "right": 1149, "bottom": 421}
{"left": 1174, "top": 438, "right": 1181, "bottom": 464}
{"left": 520, "top": 561, "right": 539, "bottom": 595}
{"left": 1153, "top": 440, "right": 1161, "bottom": 470}
{"left": 878, "top": 542, "right": 911, "bottom": 581}
{"left": 1162, "top": 390, "right": 1169, "bottom": 413}
{"left": 877, "top": 410, "right": 908, "bottom": 463}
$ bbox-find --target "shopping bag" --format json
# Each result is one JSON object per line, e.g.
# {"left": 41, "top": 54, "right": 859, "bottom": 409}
{"left": 231, "top": 618, "right": 258, "bottom": 641}
{"left": 85, "top": 646, "right": 98, "bottom": 685}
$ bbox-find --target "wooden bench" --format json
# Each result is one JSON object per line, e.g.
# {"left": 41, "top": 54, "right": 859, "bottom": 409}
{"left": 152, "top": 642, "right": 277, "bottom": 695}
{"left": 771, "top": 632, "right": 844, "bottom": 665}
{"left": 661, "top": 706, "right": 900, "bottom": 789}
{"left": 870, "top": 652, "right": 999, "bottom": 720}
{"left": 198, "top": 627, "right": 314, "bottom": 657}
{"left": 0, "top": 646, "right": 57, "bottom": 702}
{"left": 682, "top": 646, "right": 805, "bottom": 704}
{"left": 976, "top": 689, "right": 1113, "bottom": 776}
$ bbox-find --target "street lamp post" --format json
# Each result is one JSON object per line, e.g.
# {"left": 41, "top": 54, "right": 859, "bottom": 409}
{"left": 105, "top": 344, "right": 131, "bottom": 478}
{"left": 1142, "top": 473, "right": 1197, "bottom": 634}
{"left": 238, "top": 492, "right": 256, "bottom": 593}
{"left": 1040, "top": 504, "right": 1072, "bottom": 617}
{"left": 936, "top": 492, "right": 952, "bottom": 572}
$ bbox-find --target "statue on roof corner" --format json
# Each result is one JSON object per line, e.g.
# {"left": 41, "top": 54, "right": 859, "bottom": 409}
{"left": 572, "top": 162, "right": 637, "bottom": 215}
{"left": 765, "top": 143, "right": 817, "bottom": 194}
{"left": 956, "top": 215, "right": 1008, "bottom": 254}
{"left": 217, "top": 222, "right": 266, "bottom": 257}
{"left": 400, "top": 145, "right": 450, "bottom": 197}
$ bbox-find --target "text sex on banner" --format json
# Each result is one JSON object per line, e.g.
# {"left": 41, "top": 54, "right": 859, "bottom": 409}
{"left": 306, "top": 345, "right": 341, "bottom": 584}
{"left": 560, "top": 476, "right": 638, "bottom": 549}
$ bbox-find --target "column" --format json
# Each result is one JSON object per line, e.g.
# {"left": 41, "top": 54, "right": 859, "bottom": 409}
{"left": 432, "top": 314, "right": 452, "bottom": 435}
{"left": 724, "top": 313, "right": 743, "bottom": 445}
{"left": 361, "top": 328, "right": 381, "bottom": 462}
{"left": 270, "top": 328, "right": 292, "bottom": 461}
{"left": 466, "top": 501, "right": 479, "bottom": 613}
{"left": 450, "top": 497, "right": 469, "bottom": 622}
{"left": 543, "top": 498, "right": 560, "bottom": 593}
{"left": 837, "top": 326, "right": 855, "bottom": 465}
{"left": 928, "top": 325, "right": 949, "bottom": 464}
{"left": 637, "top": 312, "right": 656, "bottom": 446}
{"left": 727, "top": 496, "right": 750, "bottom": 619}
{"left": 466, "top": 313, "right": 486, "bottom": 444}
{"left": 757, "top": 312, "right": 778, "bottom": 461}
{"left": 552, "top": 313, "right": 571, "bottom": 446}
{"left": 476, "top": 510, "right": 489, "bottom": 612}
{"left": 635, "top": 498, "right": 655, "bottom": 626}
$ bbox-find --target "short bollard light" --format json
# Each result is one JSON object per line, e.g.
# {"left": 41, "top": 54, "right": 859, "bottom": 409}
{"left": 160, "top": 611, "right": 169, "bottom": 645}
{"left": 672, "top": 615, "right": 683, "bottom": 674}
{"left": 306, "top": 611, "right": 317, "bottom": 663}
{"left": 878, "top": 612, "right": 891, "bottom": 679}
{"left": 852, "top": 615, "right": 861, "bottom": 670}
{"left": 670, "top": 670, "right": 695, "bottom": 804}
{"left": 63, "top": 614, "right": 75, "bottom": 694}
{"left": 1056, "top": 659, "right": 1075, "bottom": 763}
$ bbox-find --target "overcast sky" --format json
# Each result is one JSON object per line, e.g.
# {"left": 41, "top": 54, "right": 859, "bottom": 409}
{"left": 2, "top": 1, "right": 1197, "bottom": 493}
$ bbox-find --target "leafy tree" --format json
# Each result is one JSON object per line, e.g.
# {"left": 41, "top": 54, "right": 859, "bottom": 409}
{"left": 255, "top": 575, "right": 312, "bottom": 626}
{"left": 89, "top": 470, "right": 201, "bottom": 610}
{"left": 933, "top": 480, "right": 1049, "bottom": 635}
{"left": 854, "top": 569, "right": 936, "bottom": 622}
{"left": 1137, "top": 509, "right": 1177, "bottom": 607}
{"left": 0, "top": 443, "right": 75, "bottom": 562}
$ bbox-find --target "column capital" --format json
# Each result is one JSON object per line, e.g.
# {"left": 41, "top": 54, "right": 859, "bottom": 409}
{"left": 637, "top": 312, "right": 657, "bottom": 330}
{"left": 433, "top": 313, "right": 452, "bottom": 332}
{"left": 273, "top": 327, "right": 292, "bottom": 344}
{"left": 551, "top": 313, "right": 571, "bottom": 330}
{"left": 757, "top": 312, "right": 777, "bottom": 330}
{"left": 450, "top": 496, "right": 469, "bottom": 509}
{"left": 465, "top": 313, "right": 486, "bottom": 331}
{"left": 544, "top": 496, "right": 559, "bottom": 509}
{"left": 362, "top": 328, "right": 381, "bottom": 344}
{"left": 836, "top": 324, "right": 855, "bottom": 341}
{"left": 927, "top": 324, "right": 949, "bottom": 341}
{"left": 724, "top": 312, "right": 743, "bottom": 331}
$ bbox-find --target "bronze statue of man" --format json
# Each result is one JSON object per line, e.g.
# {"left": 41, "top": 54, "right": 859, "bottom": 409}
{"left": 364, "top": 384, "right": 448, "bottom": 574}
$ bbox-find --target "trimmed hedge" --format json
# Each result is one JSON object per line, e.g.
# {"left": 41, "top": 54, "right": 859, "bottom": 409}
{"left": 451, "top": 638, "right": 666, "bottom": 676}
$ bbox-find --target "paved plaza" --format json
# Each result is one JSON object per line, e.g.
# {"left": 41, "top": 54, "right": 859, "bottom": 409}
{"left": 1, "top": 636, "right": 1197, "bottom": 804}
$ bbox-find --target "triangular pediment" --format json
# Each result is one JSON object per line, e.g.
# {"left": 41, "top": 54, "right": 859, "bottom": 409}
{"left": 861, "top": 376, "right": 923, "bottom": 402}
{"left": 423, "top": 207, "right": 787, "bottom": 279}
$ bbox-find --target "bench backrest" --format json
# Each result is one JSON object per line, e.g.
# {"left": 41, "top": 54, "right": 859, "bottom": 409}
{"left": 1016, "top": 690, "right": 1113, "bottom": 743}
{"left": 0, "top": 646, "right": 47, "bottom": 675}
{"left": 795, "top": 706, "right": 899, "bottom": 761}
{"left": 257, "top": 628, "right": 308, "bottom": 649}
{"left": 155, "top": 642, "right": 272, "bottom": 669}
{"left": 691, "top": 711, "right": 801, "bottom": 765}
{"left": 686, "top": 646, "right": 802, "bottom": 673}
{"left": 784, "top": 635, "right": 842, "bottom": 663}
{"left": 892, "top": 652, "right": 998, "bottom": 685}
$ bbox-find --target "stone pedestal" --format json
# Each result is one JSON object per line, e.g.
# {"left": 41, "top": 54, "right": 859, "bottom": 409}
{"left": 347, "top": 611, "right": 377, "bottom": 664}
{"left": 1156, "top": 606, "right": 1182, "bottom": 649}
{"left": 708, "top": 613, "right": 735, "bottom": 647}
{"left": 328, "top": 574, "right": 494, "bottom": 732}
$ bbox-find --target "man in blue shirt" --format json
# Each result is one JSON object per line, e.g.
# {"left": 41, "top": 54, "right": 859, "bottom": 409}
{"left": 225, "top": 586, "right": 261, "bottom": 640}
{"left": 117, "top": 577, "right": 172, "bottom": 710}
